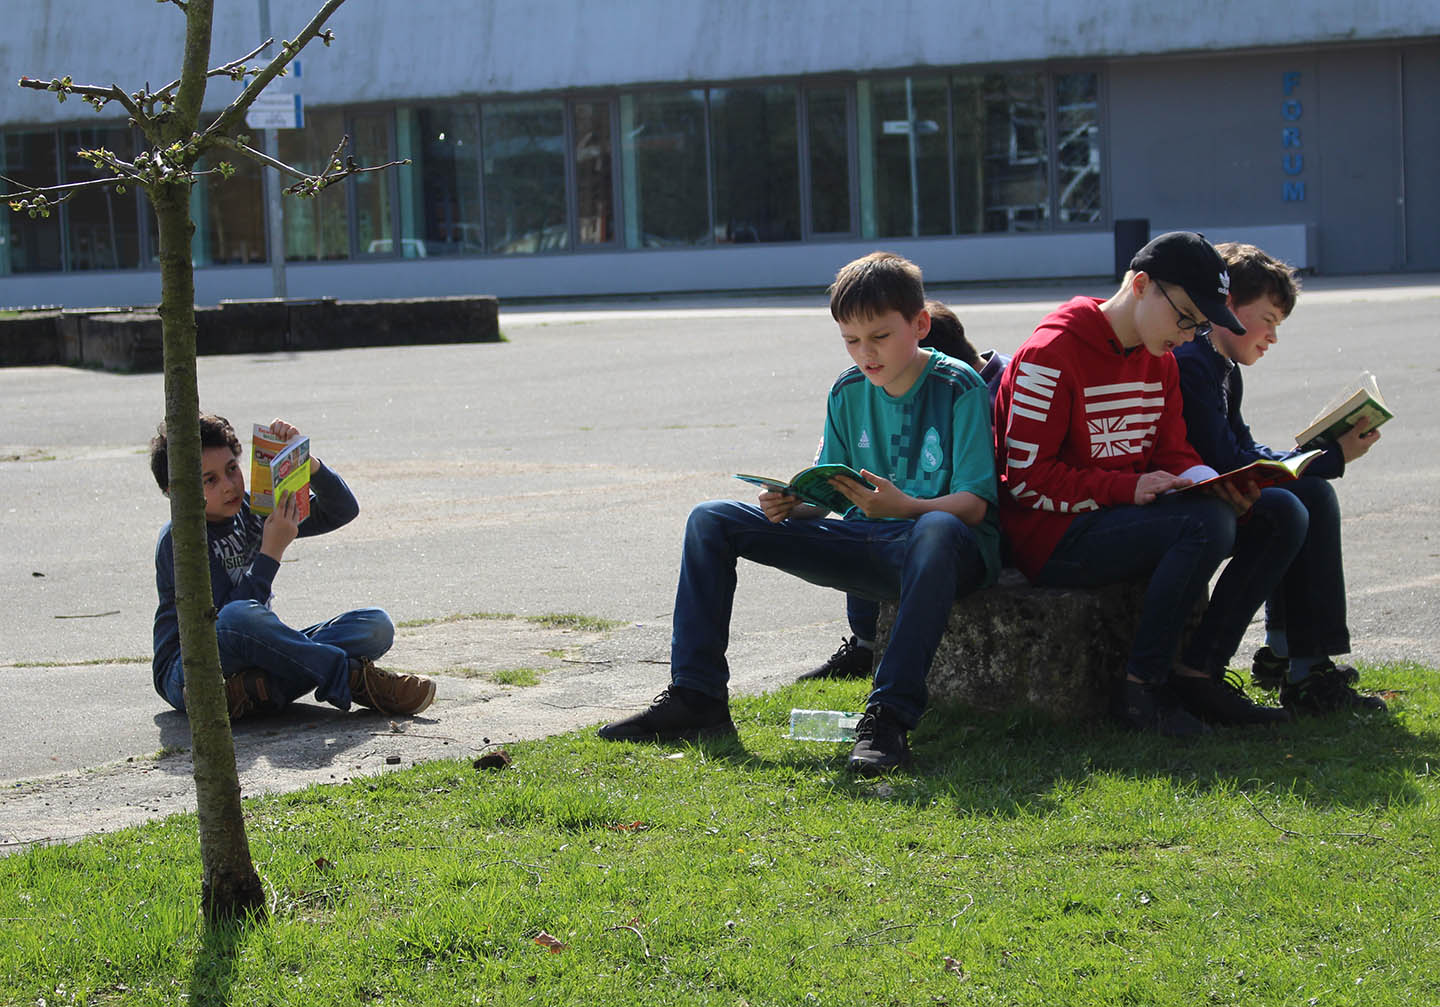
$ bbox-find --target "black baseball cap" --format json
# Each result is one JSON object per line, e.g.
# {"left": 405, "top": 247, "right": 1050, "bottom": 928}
{"left": 1129, "top": 231, "right": 1246, "bottom": 334}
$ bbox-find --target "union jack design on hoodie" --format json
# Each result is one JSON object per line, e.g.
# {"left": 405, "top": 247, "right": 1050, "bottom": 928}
{"left": 992, "top": 296, "right": 1203, "bottom": 581}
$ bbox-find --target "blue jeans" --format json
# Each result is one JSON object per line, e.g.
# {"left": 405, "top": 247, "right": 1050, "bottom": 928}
{"left": 1037, "top": 494, "right": 1235, "bottom": 684}
{"left": 1260, "top": 476, "right": 1351, "bottom": 658}
{"left": 670, "top": 500, "right": 988, "bottom": 728}
{"left": 158, "top": 601, "right": 395, "bottom": 713}
{"left": 1180, "top": 486, "right": 1308, "bottom": 674}
{"left": 845, "top": 595, "right": 880, "bottom": 642}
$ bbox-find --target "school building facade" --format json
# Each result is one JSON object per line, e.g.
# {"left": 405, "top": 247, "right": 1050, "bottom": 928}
{"left": 1, "top": 0, "right": 1437, "bottom": 308}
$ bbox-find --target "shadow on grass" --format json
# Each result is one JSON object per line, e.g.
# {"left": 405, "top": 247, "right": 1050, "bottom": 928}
{"left": 676, "top": 687, "right": 1439, "bottom": 819}
{"left": 188, "top": 913, "right": 261, "bottom": 1007}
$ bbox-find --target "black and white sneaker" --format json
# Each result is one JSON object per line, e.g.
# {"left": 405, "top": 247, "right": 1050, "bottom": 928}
{"left": 1172, "top": 671, "right": 1292, "bottom": 726}
{"left": 597, "top": 686, "right": 736, "bottom": 742}
{"left": 1281, "top": 664, "right": 1388, "bottom": 715}
{"left": 1251, "top": 647, "right": 1359, "bottom": 691}
{"left": 847, "top": 706, "right": 912, "bottom": 776}
{"left": 798, "top": 636, "right": 875, "bottom": 681}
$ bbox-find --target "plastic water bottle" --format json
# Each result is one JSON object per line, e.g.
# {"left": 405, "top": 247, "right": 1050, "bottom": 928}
{"left": 788, "top": 709, "right": 862, "bottom": 742}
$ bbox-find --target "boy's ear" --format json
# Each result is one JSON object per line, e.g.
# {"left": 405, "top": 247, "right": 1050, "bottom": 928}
{"left": 913, "top": 308, "right": 931, "bottom": 340}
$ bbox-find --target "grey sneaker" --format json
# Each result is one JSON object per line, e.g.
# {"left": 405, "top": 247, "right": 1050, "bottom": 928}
{"left": 349, "top": 657, "right": 436, "bottom": 716}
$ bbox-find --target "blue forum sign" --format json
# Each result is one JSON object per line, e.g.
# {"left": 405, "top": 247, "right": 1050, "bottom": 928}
{"left": 1282, "top": 71, "right": 1305, "bottom": 202}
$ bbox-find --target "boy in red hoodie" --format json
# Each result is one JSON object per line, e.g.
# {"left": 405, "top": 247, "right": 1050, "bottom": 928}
{"left": 993, "top": 231, "right": 1288, "bottom": 737}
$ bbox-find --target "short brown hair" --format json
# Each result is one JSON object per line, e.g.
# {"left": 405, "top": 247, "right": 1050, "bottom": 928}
{"left": 921, "top": 300, "right": 981, "bottom": 371}
{"left": 828, "top": 251, "right": 925, "bottom": 323}
{"left": 149, "top": 412, "right": 242, "bottom": 492}
{"left": 1216, "top": 242, "right": 1301, "bottom": 317}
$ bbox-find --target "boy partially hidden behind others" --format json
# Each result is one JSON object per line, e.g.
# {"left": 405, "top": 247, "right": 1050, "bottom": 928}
{"left": 150, "top": 413, "right": 435, "bottom": 720}
{"left": 599, "top": 253, "right": 1002, "bottom": 774}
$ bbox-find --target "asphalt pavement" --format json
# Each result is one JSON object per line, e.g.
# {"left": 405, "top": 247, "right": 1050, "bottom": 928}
{"left": 2, "top": 275, "right": 1437, "bottom": 847}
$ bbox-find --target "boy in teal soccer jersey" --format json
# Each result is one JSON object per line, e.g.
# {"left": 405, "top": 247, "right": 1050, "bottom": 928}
{"left": 599, "top": 253, "right": 1001, "bottom": 773}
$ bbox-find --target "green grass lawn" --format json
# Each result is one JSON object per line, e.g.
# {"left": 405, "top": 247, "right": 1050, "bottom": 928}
{"left": 3, "top": 664, "right": 1437, "bottom": 1006}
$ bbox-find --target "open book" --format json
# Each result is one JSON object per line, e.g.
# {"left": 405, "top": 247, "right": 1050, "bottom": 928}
{"left": 1295, "top": 372, "right": 1394, "bottom": 450}
{"left": 250, "top": 424, "right": 312, "bottom": 521}
{"left": 1178, "top": 448, "right": 1325, "bottom": 494}
{"left": 734, "top": 464, "right": 875, "bottom": 515}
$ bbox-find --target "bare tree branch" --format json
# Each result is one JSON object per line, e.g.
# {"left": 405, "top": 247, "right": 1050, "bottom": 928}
{"left": 152, "top": 38, "right": 277, "bottom": 106}
{"left": 207, "top": 0, "right": 346, "bottom": 140}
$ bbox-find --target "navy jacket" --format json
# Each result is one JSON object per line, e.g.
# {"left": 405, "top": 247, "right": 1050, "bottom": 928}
{"left": 1175, "top": 336, "right": 1344, "bottom": 480}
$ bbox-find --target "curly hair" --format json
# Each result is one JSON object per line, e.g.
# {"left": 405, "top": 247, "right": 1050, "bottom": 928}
{"left": 149, "top": 412, "right": 242, "bottom": 492}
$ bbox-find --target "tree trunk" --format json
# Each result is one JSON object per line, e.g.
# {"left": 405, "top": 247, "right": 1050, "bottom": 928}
{"left": 153, "top": 0, "right": 265, "bottom": 924}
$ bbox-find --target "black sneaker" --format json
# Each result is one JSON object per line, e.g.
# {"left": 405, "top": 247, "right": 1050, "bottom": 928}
{"left": 798, "top": 636, "right": 875, "bottom": 681}
{"left": 1251, "top": 647, "right": 1360, "bottom": 691}
{"left": 1172, "top": 671, "right": 1292, "bottom": 726}
{"left": 847, "top": 706, "right": 912, "bottom": 776}
{"left": 1280, "top": 663, "right": 1388, "bottom": 715}
{"left": 1123, "top": 681, "right": 1211, "bottom": 738}
{"left": 597, "top": 686, "right": 736, "bottom": 742}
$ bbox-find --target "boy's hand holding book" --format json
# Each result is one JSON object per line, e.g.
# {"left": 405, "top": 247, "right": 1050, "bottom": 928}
{"left": 260, "top": 488, "right": 301, "bottom": 561}
{"left": 830, "top": 469, "right": 913, "bottom": 519}
{"left": 1336, "top": 413, "right": 1380, "bottom": 464}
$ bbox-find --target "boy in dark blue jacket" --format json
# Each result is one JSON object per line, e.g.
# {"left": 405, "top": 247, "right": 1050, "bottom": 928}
{"left": 150, "top": 413, "right": 435, "bottom": 720}
{"left": 1174, "top": 243, "right": 1385, "bottom": 714}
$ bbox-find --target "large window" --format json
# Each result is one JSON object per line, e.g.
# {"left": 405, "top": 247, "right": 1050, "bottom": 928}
{"left": 483, "top": 99, "right": 567, "bottom": 255}
{"left": 63, "top": 127, "right": 141, "bottom": 270}
{"left": 397, "top": 104, "right": 482, "bottom": 256}
{"left": 806, "top": 87, "right": 853, "bottom": 235}
{"left": 620, "top": 90, "right": 710, "bottom": 248}
{"left": 953, "top": 73, "right": 1049, "bottom": 234}
{"left": 1, "top": 130, "right": 62, "bottom": 274}
{"left": 572, "top": 100, "right": 615, "bottom": 246}
{"left": 191, "top": 150, "right": 266, "bottom": 265}
{"left": 278, "top": 108, "right": 351, "bottom": 261}
{"left": 710, "top": 84, "right": 800, "bottom": 243}
{"left": 862, "top": 76, "right": 952, "bottom": 238}
{"left": 1055, "top": 72, "right": 1101, "bottom": 225}
{"left": 352, "top": 111, "right": 396, "bottom": 258}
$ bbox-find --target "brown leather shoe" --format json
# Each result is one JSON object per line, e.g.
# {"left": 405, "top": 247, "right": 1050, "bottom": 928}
{"left": 349, "top": 657, "right": 436, "bottom": 716}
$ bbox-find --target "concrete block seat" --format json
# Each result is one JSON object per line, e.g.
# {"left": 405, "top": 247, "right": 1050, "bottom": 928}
{"left": 876, "top": 570, "right": 1201, "bottom": 722}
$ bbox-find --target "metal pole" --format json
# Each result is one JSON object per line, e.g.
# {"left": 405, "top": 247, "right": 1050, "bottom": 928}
{"left": 905, "top": 78, "right": 920, "bottom": 237}
{"left": 259, "top": 0, "right": 287, "bottom": 298}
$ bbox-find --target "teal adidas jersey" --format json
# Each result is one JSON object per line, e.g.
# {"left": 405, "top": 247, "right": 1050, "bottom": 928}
{"left": 816, "top": 349, "right": 1001, "bottom": 583}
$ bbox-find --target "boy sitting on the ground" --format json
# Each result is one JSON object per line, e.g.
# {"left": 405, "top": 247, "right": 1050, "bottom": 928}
{"left": 1174, "top": 242, "right": 1385, "bottom": 713}
{"left": 600, "top": 253, "right": 1002, "bottom": 773}
{"left": 150, "top": 413, "right": 435, "bottom": 720}
{"left": 802, "top": 299, "right": 1006, "bottom": 681}
{"left": 993, "top": 231, "right": 1288, "bottom": 737}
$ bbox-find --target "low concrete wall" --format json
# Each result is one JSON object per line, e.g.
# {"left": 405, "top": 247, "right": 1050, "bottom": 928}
{"left": 0, "top": 296, "right": 500, "bottom": 371}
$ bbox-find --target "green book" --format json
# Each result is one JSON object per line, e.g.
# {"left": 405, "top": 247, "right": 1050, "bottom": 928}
{"left": 1295, "top": 372, "right": 1394, "bottom": 451}
{"left": 734, "top": 464, "right": 875, "bottom": 515}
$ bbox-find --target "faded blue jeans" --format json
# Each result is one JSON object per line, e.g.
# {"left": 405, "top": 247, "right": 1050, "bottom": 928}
{"left": 669, "top": 500, "right": 987, "bottom": 728}
{"left": 158, "top": 601, "right": 394, "bottom": 713}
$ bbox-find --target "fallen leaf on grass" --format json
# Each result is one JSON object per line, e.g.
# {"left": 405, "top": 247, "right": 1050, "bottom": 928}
{"left": 608, "top": 821, "right": 649, "bottom": 832}
{"left": 942, "top": 955, "right": 966, "bottom": 977}
{"left": 533, "top": 931, "right": 566, "bottom": 953}
{"left": 474, "top": 749, "right": 512, "bottom": 770}
{"left": 314, "top": 857, "right": 334, "bottom": 872}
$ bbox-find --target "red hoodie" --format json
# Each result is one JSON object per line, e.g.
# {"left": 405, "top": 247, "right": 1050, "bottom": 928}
{"left": 993, "top": 296, "right": 1203, "bottom": 580}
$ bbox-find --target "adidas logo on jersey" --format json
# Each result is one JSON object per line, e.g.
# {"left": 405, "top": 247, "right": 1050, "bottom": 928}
{"left": 858, "top": 429, "right": 871, "bottom": 449}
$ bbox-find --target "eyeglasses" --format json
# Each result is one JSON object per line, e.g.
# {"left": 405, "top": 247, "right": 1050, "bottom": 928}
{"left": 1153, "top": 281, "right": 1213, "bottom": 340}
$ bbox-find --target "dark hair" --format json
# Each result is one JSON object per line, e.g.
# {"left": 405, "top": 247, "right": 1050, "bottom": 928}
{"left": 1215, "top": 242, "right": 1301, "bottom": 317}
{"left": 828, "top": 251, "right": 925, "bottom": 323}
{"left": 149, "top": 412, "right": 242, "bottom": 492}
{"left": 920, "top": 300, "right": 982, "bottom": 371}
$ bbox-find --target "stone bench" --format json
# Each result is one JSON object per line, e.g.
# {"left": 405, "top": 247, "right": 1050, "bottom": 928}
{"left": 875, "top": 570, "right": 1202, "bottom": 722}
